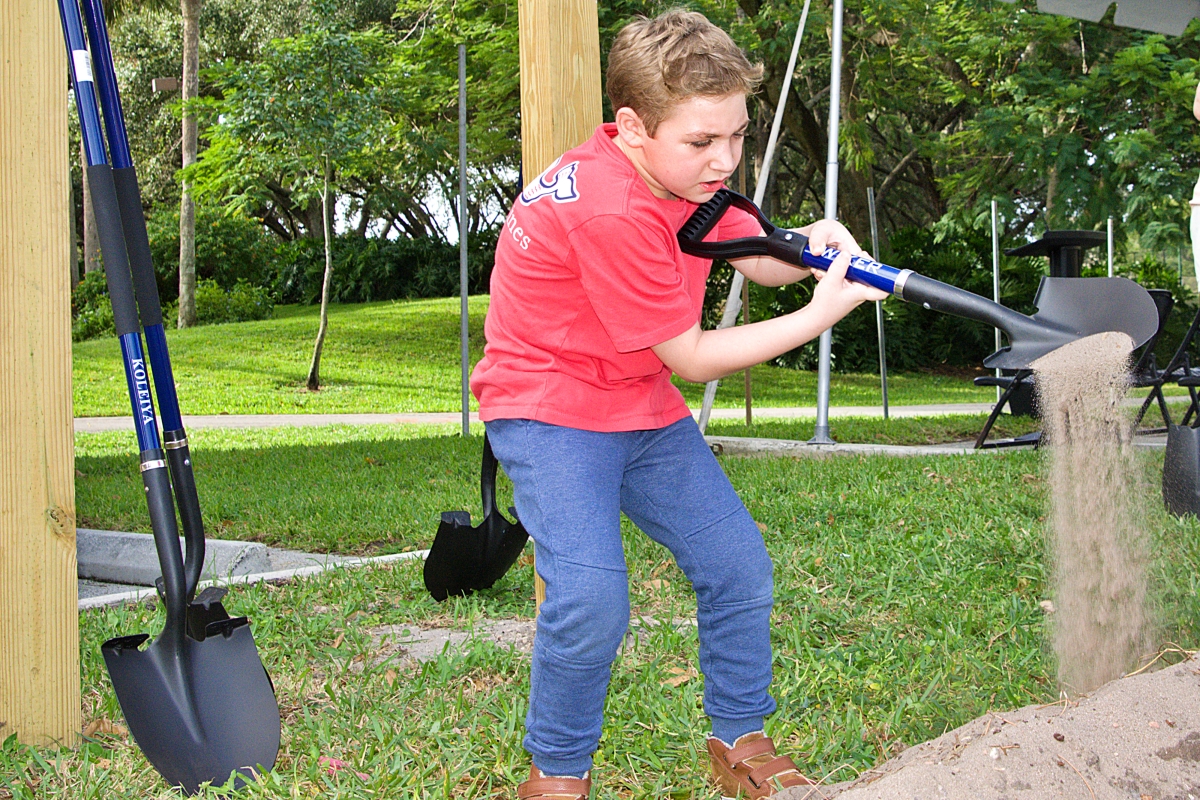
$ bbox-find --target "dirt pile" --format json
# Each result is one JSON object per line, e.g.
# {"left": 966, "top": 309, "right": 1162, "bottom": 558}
{"left": 1032, "top": 331, "right": 1153, "bottom": 694}
{"left": 818, "top": 651, "right": 1200, "bottom": 800}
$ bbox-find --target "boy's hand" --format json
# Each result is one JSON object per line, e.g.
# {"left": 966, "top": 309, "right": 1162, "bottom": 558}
{"left": 799, "top": 219, "right": 863, "bottom": 259}
{"left": 810, "top": 249, "right": 890, "bottom": 326}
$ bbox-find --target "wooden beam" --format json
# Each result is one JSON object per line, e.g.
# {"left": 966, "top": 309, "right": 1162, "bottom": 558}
{"left": 518, "top": 0, "right": 603, "bottom": 181}
{"left": 0, "top": 0, "right": 82, "bottom": 746}
{"left": 517, "top": 0, "right": 603, "bottom": 612}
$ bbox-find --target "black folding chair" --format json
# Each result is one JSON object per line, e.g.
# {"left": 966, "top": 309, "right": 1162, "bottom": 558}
{"left": 972, "top": 288, "right": 1176, "bottom": 448}
{"left": 1132, "top": 294, "right": 1200, "bottom": 434}
{"left": 973, "top": 368, "right": 1041, "bottom": 449}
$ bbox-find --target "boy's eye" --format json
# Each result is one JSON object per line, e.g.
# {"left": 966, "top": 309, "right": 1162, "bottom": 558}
{"left": 689, "top": 140, "right": 712, "bottom": 149}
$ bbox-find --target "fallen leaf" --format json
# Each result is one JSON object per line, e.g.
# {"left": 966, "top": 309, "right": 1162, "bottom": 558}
{"left": 1039, "top": 600, "right": 1056, "bottom": 614}
{"left": 813, "top": 557, "right": 823, "bottom": 567}
{"left": 755, "top": 521, "right": 767, "bottom": 533}
{"left": 332, "top": 632, "right": 345, "bottom": 649}
{"left": 644, "top": 579, "right": 670, "bottom": 592}
{"left": 83, "top": 718, "right": 127, "bottom": 738}
{"left": 385, "top": 669, "right": 396, "bottom": 688}
{"left": 661, "top": 666, "right": 697, "bottom": 687}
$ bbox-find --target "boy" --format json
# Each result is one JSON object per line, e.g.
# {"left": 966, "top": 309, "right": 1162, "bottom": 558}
{"left": 471, "top": 10, "right": 887, "bottom": 799}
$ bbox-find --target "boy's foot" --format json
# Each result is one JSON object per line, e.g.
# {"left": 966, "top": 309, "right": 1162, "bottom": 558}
{"left": 516, "top": 766, "right": 591, "bottom": 800}
{"left": 707, "top": 731, "right": 814, "bottom": 798}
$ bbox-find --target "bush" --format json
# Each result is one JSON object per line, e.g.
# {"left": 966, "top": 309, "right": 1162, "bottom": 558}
{"left": 272, "top": 229, "right": 499, "bottom": 305}
{"left": 72, "top": 271, "right": 115, "bottom": 342}
{"left": 146, "top": 204, "right": 276, "bottom": 303}
{"left": 72, "top": 274, "right": 273, "bottom": 341}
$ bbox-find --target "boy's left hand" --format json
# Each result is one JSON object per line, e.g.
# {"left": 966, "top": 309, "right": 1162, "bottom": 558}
{"left": 800, "top": 219, "right": 863, "bottom": 260}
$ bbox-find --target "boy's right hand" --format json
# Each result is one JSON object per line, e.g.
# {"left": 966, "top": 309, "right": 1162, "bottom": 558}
{"left": 809, "top": 249, "right": 889, "bottom": 326}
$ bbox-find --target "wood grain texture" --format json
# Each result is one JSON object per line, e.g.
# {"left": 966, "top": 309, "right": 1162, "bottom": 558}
{"left": 517, "top": 0, "right": 602, "bottom": 614}
{"left": 0, "top": 0, "right": 82, "bottom": 746}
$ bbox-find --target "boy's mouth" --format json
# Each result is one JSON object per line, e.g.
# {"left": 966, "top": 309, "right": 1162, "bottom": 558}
{"left": 700, "top": 180, "right": 725, "bottom": 193}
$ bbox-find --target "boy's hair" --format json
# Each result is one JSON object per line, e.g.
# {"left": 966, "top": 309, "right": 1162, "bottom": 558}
{"left": 606, "top": 9, "right": 763, "bottom": 136}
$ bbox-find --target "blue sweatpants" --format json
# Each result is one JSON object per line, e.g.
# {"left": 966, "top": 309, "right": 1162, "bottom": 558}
{"left": 485, "top": 416, "right": 777, "bottom": 778}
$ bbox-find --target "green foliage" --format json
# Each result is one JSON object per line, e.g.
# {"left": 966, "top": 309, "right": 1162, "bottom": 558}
{"left": 71, "top": 271, "right": 115, "bottom": 343}
{"left": 145, "top": 203, "right": 276, "bottom": 303}
{"left": 72, "top": 275, "right": 272, "bottom": 342}
{"left": 272, "top": 229, "right": 499, "bottom": 305}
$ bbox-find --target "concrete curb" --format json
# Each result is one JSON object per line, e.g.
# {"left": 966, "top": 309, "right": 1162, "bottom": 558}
{"left": 706, "top": 436, "right": 976, "bottom": 458}
{"left": 77, "top": 528, "right": 271, "bottom": 586}
{"left": 78, "top": 549, "right": 429, "bottom": 611}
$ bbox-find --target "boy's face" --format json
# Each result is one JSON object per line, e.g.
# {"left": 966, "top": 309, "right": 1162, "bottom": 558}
{"left": 615, "top": 93, "right": 748, "bottom": 203}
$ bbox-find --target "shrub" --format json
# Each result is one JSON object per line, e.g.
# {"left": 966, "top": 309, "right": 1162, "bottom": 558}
{"left": 272, "top": 229, "right": 499, "bottom": 305}
{"left": 72, "top": 271, "right": 115, "bottom": 342}
{"left": 146, "top": 204, "right": 276, "bottom": 303}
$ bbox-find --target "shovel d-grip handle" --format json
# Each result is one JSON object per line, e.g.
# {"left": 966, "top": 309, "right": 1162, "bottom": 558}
{"left": 481, "top": 434, "right": 501, "bottom": 519}
{"left": 677, "top": 190, "right": 1070, "bottom": 346}
{"left": 677, "top": 188, "right": 910, "bottom": 294}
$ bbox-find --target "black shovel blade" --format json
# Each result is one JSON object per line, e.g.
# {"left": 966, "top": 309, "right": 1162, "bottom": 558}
{"left": 424, "top": 509, "right": 529, "bottom": 601}
{"left": 101, "top": 618, "right": 280, "bottom": 795}
{"left": 984, "top": 276, "right": 1159, "bottom": 370}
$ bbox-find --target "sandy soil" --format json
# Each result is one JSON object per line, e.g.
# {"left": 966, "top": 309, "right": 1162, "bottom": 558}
{"left": 811, "top": 651, "right": 1200, "bottom": 800}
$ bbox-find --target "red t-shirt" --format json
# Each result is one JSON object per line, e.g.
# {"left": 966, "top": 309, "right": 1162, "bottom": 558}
{"left": 470, "top": 123, "right": 763, "bottom": 432}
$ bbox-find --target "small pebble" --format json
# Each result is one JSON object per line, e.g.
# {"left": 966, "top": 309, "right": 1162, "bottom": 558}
{"left": 989, "top": 747, "right": 1000, "bottom": 760}
{"left": 1149, "top": 721, "right": 1160, "bottom": 729}
{"left": 1053, "top": 732, "right": 1065, "bottom": 742}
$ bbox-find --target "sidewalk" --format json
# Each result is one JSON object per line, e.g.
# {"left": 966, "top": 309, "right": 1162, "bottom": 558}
{"left": 74, "top": 403, "right": 999, "bottom": 433}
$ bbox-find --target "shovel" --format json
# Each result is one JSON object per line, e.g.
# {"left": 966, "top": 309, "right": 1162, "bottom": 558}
{"left": 424, "top": 435, "right": 530, "bottom": 601}
{"left": 61, "top": 0, "right": 279, "bottom": 792}
{"left": 678, "top": 189, "right": 1159, "bottom": 368}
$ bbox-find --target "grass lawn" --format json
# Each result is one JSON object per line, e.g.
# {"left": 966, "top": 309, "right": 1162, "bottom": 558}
{"left": 73, "top": 415, "right": 1043, "bottom": 553}
{"left": 73, "top": 297, "right": 1015, "bottom": 417}
{"left": 7, "top": 431, "right": 1198, "bottom": 797}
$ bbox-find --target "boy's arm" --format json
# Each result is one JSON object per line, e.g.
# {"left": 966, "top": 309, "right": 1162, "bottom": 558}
{"left": 652, "top": 250, "right": 888, "bottom": 383}
{"left": 727, "top": 218, "right": 865, "bottom": 286}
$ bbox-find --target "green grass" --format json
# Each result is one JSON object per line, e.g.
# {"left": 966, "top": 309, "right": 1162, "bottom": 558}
{"left": 7, "top": 442, "right": 1198, "bottom": 797}
{"left": 74, "top": 416, "right": 1043, "bottom": 554}
{"left": 73, "top": 297, "right": 1012, "bottom": 417}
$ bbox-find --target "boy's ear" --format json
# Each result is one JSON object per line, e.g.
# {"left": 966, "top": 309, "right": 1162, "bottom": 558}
{"left": 614, "top": 106, "right": 650, "bottom": 149}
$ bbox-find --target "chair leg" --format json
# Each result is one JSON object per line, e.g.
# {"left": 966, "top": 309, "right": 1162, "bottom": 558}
{"left": 1155, "top": 385, "right": 1173, "bottom": 427}
{"left": 975, "top": 379, "right": 1021, "bottom": 449}
{"left": 1184, "top": 386, "right": 1199, "bottom": 428}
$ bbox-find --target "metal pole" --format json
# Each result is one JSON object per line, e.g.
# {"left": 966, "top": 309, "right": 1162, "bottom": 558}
{"left": 740, "top": 160, "right": 752, "bottom": 426}
{"left": 1107, "top": 216, "right": 1114, "bottom": 278}
{"left": 696, "top": 0, "right": 811, "bottom": 433}
{"left": 811, "top": 0, "right": 843, "bottom": 446}
{"left": 867, "top": 187, "right": 888, "bottom": 419}
{"left": 459, "top": 44, "right": 470, "bottom": 437}
{"left": 992, "top": 200, "right": 1001, "bottom": 401}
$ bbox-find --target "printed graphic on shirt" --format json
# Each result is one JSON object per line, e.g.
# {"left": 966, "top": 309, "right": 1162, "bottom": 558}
{"left": 504, "top": 210, "right": 532, "bottom": 250}
{"left": 520, "top": 157, "right": 580, "bottom": 206}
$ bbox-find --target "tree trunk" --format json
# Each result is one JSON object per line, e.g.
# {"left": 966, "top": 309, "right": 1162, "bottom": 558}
{"left": 177, "top": 0, "right": 201, "bottom": 328}
{"left": 306, "top": 159, "right": 334, "bottom": 391}
{"left": 80, "top": 141, "right": 101, "bottom": 275}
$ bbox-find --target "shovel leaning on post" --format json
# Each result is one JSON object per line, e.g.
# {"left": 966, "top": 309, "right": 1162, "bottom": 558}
{"left": 59, "top": 0, "right": 280, "bottom": 792}
{"left": 424, "top": 435, "right": 529, "bottom": 601}
{"left": 678, "top": 189, "right": 1159, "bottom": 369}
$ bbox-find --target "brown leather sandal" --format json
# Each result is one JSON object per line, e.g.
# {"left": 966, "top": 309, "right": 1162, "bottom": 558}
{"left": 516, "top": 766, "right": 591, "bottom": 800}
{"left": 707, "top": 732, "right": 814, "bottom": 798}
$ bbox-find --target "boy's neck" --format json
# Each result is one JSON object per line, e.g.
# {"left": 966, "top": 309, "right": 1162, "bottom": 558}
{"left": 613, "top": 133, "right": 676, "bottom": 201}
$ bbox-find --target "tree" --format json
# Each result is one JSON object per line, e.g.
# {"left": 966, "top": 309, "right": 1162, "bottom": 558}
{"left": 178, "top": 0, "right": 201, "bottom": 328}
{"left": 189, "top": 5, "right": 392, "bottom": 389}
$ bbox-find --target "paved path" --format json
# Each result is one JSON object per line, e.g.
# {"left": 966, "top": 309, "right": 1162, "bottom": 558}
{"left": 74, "top": 403, "right": 1000, "bottom": 433}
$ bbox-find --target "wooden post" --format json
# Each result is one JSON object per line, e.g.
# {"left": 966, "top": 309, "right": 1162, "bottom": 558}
{"left": 0, "top": 0, "right": 82, "bottom": 746}
{"left": 517, "top": 0, "right": 602, "bottom": 611}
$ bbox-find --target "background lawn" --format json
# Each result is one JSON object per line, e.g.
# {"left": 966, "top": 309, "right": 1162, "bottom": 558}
{"left": 9, "top": 435, "right": 1198, "bottom": 797}
{"left": 72, "top": 298, "right": 1008, "bottom": 417}
{"left": 74, "top": 416, "right": 1042, "bottom": 553}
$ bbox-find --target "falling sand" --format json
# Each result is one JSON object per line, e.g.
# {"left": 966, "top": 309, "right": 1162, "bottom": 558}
{"left": 1031, "top": 331, "right": 1153, "bottom": 695}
